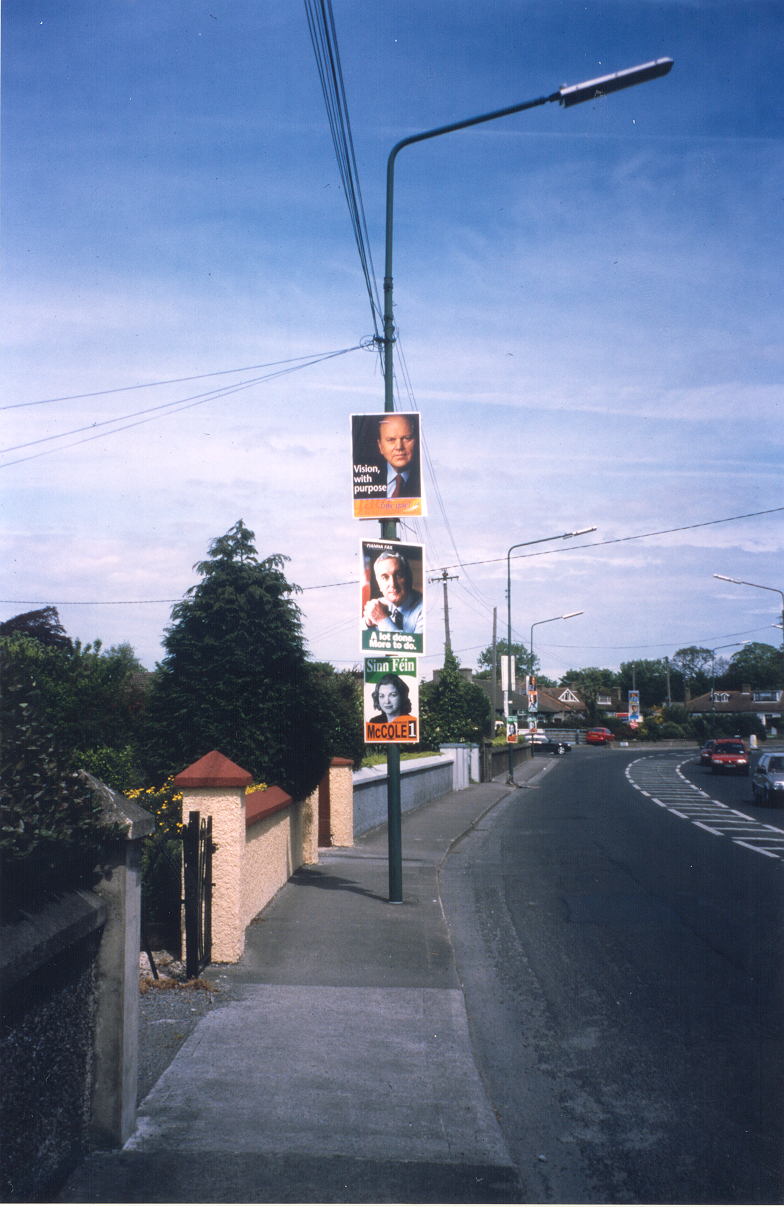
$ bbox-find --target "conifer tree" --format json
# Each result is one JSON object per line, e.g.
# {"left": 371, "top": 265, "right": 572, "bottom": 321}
{"left": 145, "top": 521, "right": 333, "bottom": 800}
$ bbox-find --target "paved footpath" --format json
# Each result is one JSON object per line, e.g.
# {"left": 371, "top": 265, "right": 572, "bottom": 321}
{"left": 59, "top": 774, "right": 542, "bottom": 1203}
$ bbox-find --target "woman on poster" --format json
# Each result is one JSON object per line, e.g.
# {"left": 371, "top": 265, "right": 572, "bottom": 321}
{"left": 369, "top": 673, "right": 413, "bottom": 723}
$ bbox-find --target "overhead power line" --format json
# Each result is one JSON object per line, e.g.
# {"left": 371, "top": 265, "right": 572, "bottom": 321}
{"left": 0, "top": 347, "right": 361, "bottom": 468}
{"left": 305, "top": 0, "right": 382, "bottom": 337}
{"left": 1, "top": 349, "right": 359, "bottom": 410}
{"left": 4, "top": 505, "right": 782, "bottom": 607}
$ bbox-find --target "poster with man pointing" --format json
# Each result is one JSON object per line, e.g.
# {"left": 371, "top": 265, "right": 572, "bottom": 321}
{"left": 360, "top": 539, "right": 425, "bottom": 655}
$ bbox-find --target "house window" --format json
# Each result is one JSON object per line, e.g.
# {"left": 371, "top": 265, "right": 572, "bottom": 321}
{"left": 596, "top": 696, "right": 612, "bottom": 706}
{"left": 558, "top": 689, "right": 580, "bottom": 703}
{"left": 754, "top": 691, "right": 781, "bottom": 703}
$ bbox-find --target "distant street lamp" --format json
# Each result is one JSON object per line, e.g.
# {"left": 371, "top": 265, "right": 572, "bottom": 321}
{"left": 507, "top": 532, "right": 595, "bottom": 782}
{"left": 379, "top": 57, "right": 674, "bottom": 902}
{"left": 530, "top": 613, "right": 584, "bottom": 676}
{"left": 714, "top": 574, "right": 784, "bottom": 681}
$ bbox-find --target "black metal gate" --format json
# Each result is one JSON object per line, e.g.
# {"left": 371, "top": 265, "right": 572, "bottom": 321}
{"left": 183, "top": 811, "right": 213, "bottom": 979}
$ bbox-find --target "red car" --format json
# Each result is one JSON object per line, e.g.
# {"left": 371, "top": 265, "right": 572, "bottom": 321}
{"left": 710, "top": 738, "right": 749, "bottom": 775}
{"left": 586, "top": 726, "right": 615, "bottom": 746}
{"left": 700, "top": 739, "right": 717, "bottom": 766}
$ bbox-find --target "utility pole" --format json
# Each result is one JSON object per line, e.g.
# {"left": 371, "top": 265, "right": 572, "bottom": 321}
{"left": 665, "top": 655, "right": 672, "bottom": 707}
{"left": 429, "top": 568, "right": 458, "bottom": 655}
{"left": 491, "top": 607, "right": 498, "bottom": 731}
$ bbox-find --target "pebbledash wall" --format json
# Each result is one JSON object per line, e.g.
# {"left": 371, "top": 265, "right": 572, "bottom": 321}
{"left": 173, "top": 748, "right": 476, "bottom": 963}
{"left": 174, "top": 750, "right": 321, "bottom": 964}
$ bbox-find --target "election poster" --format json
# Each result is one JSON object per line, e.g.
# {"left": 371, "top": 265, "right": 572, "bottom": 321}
{"left": 351, "top": 412, "right": 425, "bottom": 519}
{"left": 364, "top": 655, "right": 419, "bottom": 745}
{"left": 360, "top": 538, "right": 424, "bottom": 655}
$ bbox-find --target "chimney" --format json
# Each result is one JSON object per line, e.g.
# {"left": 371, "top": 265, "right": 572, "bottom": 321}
{"left": 742, "top": 684, "right": 751, "bottom": 695}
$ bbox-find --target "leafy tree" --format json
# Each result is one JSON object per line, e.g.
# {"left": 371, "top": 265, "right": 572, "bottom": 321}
{"left": 0, "top": 642, "right": 124, "bottom": 919}
{"left": 0, "top": 631, "right": 149, "bottom": 765}
{"left": 420, "top": 649, "right": 492, "bottom": 749}
{"left": 562, "top": 667, "right": 618, "bottom": 719}
{"left": 144, "top": 521, "right": 333, "bottom": 801}
{"left": 723, "top": 642, "right": 783, "bottom": 691}
{"left": 618, "top": 658, "right": 670, "bottom": 711}
{"left": 476, "top": 639, "right": 539, "bottom": 682}
{"left": 671, "top": 647, "right": 714, "bottom": 699}
{"left": 0, "top": 605, "right": 71, "bottom": 651}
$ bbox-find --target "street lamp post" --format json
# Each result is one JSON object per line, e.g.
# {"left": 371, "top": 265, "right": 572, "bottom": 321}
{"left": 714, "top": 575, "right": 784, "bottom": 681}
{"left": 529, "top": 612, "right": 584, "bottom": 675}
{"left": 380, "top": 57, "right": 673, "bottom": 902}
{"left": 507, "top": 533, "right": 594, "bottom": 782}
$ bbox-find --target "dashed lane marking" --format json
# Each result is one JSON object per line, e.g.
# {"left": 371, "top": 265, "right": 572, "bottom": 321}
{"left": 624, "top": 753, "right": 784, "bottom": 863}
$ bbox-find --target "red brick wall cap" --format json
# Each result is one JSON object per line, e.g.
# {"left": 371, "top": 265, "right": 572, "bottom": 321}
{"left": 173, "top": 750, "right": 252, "bottom": 788}
{"left": 330, "top": 757, "right": 354, "bottom": 768}
{"left": 246, "top": 785, "right": 293, "bottom": 828}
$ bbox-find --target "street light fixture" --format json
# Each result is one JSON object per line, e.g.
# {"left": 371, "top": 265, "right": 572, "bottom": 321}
{"left": 507, "top": 531, "right": 595, "bottom": 782}
{"left": 381, "top": 58, "right": 674, "bottom": 421}
{"left": 714, "top": 574, "right": 784, "bottom": 681}
{"left": 530, "top": 612, "right": 584, "bottom": 677}
{"left": 379, "top": 57, "right": 673, "bottom": 903}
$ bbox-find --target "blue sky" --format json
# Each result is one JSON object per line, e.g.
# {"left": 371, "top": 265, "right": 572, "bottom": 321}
{"left": 2, "top": 1, "right": 783, "bottom": 683}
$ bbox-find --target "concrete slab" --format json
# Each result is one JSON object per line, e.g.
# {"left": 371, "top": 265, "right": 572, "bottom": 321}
{"left": 126, "top": 985, "right": 511, "bottom": 1164}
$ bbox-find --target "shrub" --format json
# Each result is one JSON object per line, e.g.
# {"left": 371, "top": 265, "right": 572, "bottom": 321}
{"left": 0, "top": 649, "right": 125, "bottom": 921}
{"left": 419, "top": 650, "right": 492, "bottom": 749}
{"left": 70, "top": 743, "right": 144, "bottom": 793}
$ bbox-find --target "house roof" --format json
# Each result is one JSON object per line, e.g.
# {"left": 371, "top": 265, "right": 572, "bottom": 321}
{"left": 686, "top": 689, "right": 784, "bottom": 713}
{"left": 473, "top": 679, "right": 587, "bottom": 715}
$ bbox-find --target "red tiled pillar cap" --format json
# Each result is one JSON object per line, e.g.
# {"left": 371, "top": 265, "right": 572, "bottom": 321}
{"left": 173, "top": 750, "right": 252, "bottom": 789}
{"left": 330, "top": 757, "right": 354, "bottom": 768}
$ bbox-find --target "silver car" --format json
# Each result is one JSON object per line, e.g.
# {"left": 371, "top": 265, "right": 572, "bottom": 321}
{"left": 751, "top": 752, "right": 784, "bottom": 807}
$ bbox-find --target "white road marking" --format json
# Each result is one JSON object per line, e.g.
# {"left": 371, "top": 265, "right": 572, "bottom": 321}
{"left": 625, "top": 754, "right": 784, "bottom": 864}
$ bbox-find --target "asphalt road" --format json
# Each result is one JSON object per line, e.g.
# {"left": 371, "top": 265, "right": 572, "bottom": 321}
{"left": 440, "top": 745, "right": 784, "bottom": 1204}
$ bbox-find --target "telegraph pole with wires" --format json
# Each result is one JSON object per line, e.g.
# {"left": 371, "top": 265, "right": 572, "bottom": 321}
{"left": 429, "top": 568, "right": 458, "bottom": 655}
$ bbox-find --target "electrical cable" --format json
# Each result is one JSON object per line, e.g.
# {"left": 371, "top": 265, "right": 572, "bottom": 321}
{"left": 1, "top": 349, "right": 359, "bottom": 410}
{"left": 5, "top": 505, "right": 782, "bottom": 606}
{"left": 0, "top": 347, "right": 361, "bottom": 468}
{"left": 304, "top": 0, "right": 382, "bottom": 337}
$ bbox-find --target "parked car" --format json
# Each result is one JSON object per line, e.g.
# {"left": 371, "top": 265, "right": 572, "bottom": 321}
{"left": 752, "top": 752, "right": 784, "bottom": 806}
{"left": 530, "top": 730, "right": 572, "bottom": 755}
{"left": 710, "top": 738, "right": 749, "bottom": 775}
{"left": 585, "top": 726, "right": 614, "bottom": 746}
{"left": 700, "top": 739, "right": 717, "bottom": 766}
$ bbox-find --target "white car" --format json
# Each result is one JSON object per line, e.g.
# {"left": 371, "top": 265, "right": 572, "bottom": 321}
{"left": 752, "top": 752, "right": 784, "bottom": 807}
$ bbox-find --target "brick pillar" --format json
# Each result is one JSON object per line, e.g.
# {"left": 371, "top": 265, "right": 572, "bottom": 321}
{"left": 326, "top": 757, "right": 355, "bottom": 848}
{"left": 173, "top": 751, "right": 252, "bottom": 965}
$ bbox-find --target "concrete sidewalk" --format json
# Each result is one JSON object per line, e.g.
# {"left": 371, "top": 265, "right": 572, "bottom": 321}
{"left": 59, "top": 776, "right": 529, "bottom": 1203}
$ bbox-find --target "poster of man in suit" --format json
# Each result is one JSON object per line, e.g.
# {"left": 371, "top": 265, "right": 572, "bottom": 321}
{"left": 351, "top": 412, "right": 425, "bottom": 519}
